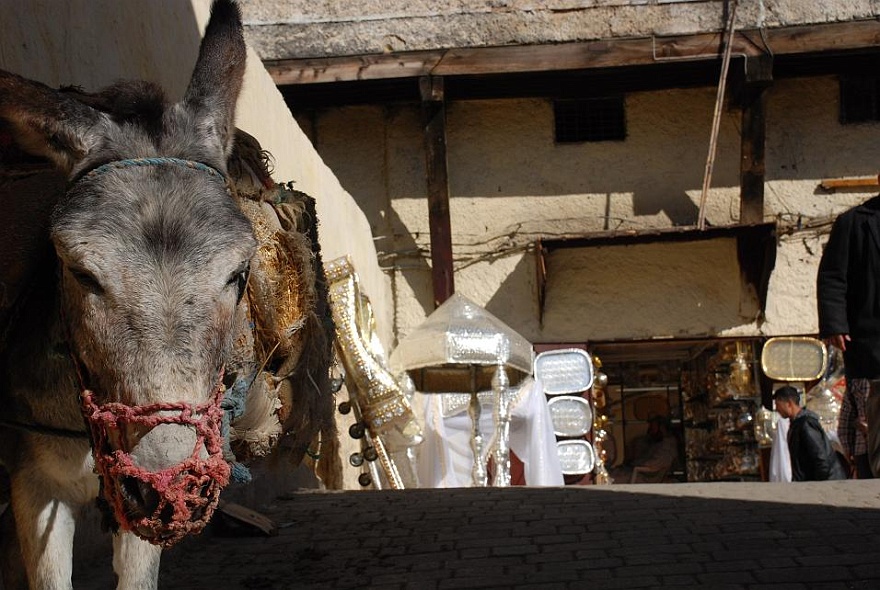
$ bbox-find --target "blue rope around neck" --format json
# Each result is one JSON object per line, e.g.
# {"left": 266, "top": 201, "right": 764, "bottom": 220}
{"left": 83, "top": 157, "right": 225, "bottom": 181}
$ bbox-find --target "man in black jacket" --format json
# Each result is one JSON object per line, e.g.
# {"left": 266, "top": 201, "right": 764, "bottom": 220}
{"left": 817, "top": 191, "right": 880, "bottom": 476}
{"left": 773, "top": 386, "right": 847, "bottom": 481}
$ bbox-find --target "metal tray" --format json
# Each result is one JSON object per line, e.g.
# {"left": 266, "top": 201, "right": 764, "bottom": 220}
{"left": 761, "top": 336, "right": 827, "bottom": 381}
{"left": 547, "top": 395, "right": 593, "bottom": 438}
{"left": 534, "top": 348, "right": 594, "bottom": 395}
{"left": 556, "top": 439, "right": 596, "bottom": 475}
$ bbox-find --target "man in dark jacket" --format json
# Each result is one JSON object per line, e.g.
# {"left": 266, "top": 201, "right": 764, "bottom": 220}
{"left": 773, "top": 386, "right": 847, "bottom": 481}
{"left": 817, "top": 191, "right": 880, "bottom": 476}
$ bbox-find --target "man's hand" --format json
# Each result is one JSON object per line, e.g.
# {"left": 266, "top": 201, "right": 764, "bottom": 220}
{"left": 826, "top": 334, "right": 850, "bottom": 352}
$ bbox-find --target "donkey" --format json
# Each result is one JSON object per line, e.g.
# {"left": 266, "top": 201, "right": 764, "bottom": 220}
{"left": 0, "top": 1, "right": 258, "bottom": 587}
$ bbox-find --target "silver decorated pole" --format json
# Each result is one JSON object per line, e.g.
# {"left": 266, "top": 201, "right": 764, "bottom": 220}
{"left": 491, "top": 363, "right": 511, "bottom": 487}
{"left": 468, "top": 392, "right": 488, "bottom": 486}
{"left": 468, "top": 366, "right": 488, "bottom": 486}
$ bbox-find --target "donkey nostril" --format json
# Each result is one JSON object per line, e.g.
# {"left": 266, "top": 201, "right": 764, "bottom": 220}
{"left": 137, "top": 481, "right": 161, "bottom": 514}
{"left": 159, "top": 503, "right": 175, "bottom": 523}
{"left": 120, "top": 477, "right": 161, "bottom": 516}
{"left": 120, "top": 477, "right": 144, "bottom": 506}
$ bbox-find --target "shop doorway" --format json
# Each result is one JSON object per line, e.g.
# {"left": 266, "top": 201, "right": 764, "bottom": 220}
{"left": 590, "top": 338, "right": 765, "bottom": 483}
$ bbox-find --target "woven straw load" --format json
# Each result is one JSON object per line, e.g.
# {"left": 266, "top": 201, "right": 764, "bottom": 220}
{"left": 224, "top": 131, "right": 341, "bottom": 489}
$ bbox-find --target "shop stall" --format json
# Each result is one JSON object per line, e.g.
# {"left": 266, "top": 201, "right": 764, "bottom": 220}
{"left": 578, "top": 336, "right": 835, "bottom": 484}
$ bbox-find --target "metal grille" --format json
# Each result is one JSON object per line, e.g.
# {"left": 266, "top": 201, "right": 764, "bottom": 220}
{"left": 554, "top": 97, "right": 626, "bottom": 143}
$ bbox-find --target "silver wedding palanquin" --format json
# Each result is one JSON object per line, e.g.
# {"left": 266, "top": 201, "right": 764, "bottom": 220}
{"left": 389, "top": 293, "right": 533, "bottom": 487}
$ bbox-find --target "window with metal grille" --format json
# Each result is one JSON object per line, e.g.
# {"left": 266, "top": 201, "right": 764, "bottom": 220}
{"left": 840, "top": 76, "right": 880, "bottom": 124}
{"left": 554, "top": 97, "right": 626, "bottom": 143}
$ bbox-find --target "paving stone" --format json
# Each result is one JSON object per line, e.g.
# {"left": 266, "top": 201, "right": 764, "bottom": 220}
{"left": 60, "top": 481, "right": 880, "bottom": 589}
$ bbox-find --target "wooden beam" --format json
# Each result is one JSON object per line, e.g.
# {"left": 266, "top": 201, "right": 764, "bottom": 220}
{"left": 420, "top": 76, "right": 455, "bottom": 308}
{"left": 739, "top": 56, "right": 772, "bottom": 225}
{"left": 739, "top": 88, "right": 767, "bottom": 224}
{"left": 265, "top": 20, "right": 880, "bottom": 86}
{"left": 434, "top": 31, "right": 763, "bottom": 77}
{"left": 820, "top": 176, "right": 880, "bottom": 190}
{"left": 540, "top": 221, "right": 776, "bottom": 251}
{"left": 266, "top": 50, "right": 445, "bottom": 86}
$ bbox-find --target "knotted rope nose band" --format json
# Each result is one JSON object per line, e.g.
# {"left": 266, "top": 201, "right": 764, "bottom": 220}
{"left": 81, "top": 378, "right": 230, "bottom": 547}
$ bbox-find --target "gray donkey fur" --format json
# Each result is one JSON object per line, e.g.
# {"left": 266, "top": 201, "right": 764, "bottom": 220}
{"left": 0, "top": 1, "right": 259, "bottom": 587}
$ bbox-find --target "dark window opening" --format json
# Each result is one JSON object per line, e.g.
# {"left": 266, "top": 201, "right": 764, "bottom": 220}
{"left": 840, "top": 76, "right": 880, "bottom": 124}
{"left": 554, "top": 97, "right": 626, "bottom": 143}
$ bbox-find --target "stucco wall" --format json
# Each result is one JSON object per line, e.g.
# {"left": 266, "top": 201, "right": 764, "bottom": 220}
{"left": 301, "top": 75, "right": 880, "bottom": 345}
{"left": 0, "top": 0, "right": 384, "bottom": 492}
{"left": 2, "top": 1, "right": 391, "bottom": 344}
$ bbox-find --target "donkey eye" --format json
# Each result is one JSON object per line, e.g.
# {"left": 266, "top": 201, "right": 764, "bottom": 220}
{"left": 69, "top": 267, "right": 104, "bottom": 295}
{"left": 227, "top": 263, "right": 250, "bottom": 303}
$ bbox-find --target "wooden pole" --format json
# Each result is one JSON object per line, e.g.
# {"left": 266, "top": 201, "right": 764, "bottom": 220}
{"left": 739, "top": 55, "right": 772, "bottom": 225}
{"left": 698, "top": 0, "right": 739, "bottom": 231}
{"left": 420, "top": 76, "right": 455, "bottom": 307}
{"left": 820, "top": 176, "right": 880, "bottom": 190}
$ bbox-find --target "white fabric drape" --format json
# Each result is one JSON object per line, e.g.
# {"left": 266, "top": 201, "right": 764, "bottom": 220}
{"left": 769, "top": 416, "right": 792, "bottom": 482}
{"left": 416, "top": 377, "right": 564, "bottom": 487}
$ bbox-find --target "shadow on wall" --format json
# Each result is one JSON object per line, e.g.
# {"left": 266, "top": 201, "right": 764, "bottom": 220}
{"left": 384, "top": 204, "right": 435, "bottom": 319}
{"left": 444, "top": 95, "right": 743, "bottom": 228}
{"left": 632, "top": 190, "right": 702, "bottom": 227}
{"left": 484, "top": 253, "right": 542, "bottom": 342}
{"left": 393, "top": 238, "right": 540, "bottom": 343}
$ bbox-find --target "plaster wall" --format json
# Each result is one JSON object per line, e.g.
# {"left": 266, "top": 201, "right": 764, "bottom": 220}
{"left": 0, "top": 1, "right": 390, "bottom": 344}
{"left": 304, "top": 75, "right": 880, "bottom": 346}
{"left": 242, "top": 0, "right": 880, "bottom": 60}
{"left": 1, "top": 0, "right": 383, "bottom": 492}
{"left": 542, "top": 239, "right": 758, "bottom": 340}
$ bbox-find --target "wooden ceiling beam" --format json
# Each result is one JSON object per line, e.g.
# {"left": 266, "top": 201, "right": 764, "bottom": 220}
{"left": 266, "top": 50, "right": 445, "bottom": 85}
{"left": 265, "top": 20, "right": 880, "bottom": 86}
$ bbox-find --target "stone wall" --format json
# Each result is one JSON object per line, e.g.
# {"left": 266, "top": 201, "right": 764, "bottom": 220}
{"left": 242, "top": 0, "right": 880, "bottom": 59}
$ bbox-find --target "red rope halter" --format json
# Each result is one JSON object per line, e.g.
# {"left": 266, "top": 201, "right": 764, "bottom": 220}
{"left": 80, "top": 376, "right": 230, "bottom": 547}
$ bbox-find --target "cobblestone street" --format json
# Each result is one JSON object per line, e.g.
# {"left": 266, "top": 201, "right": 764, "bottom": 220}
{"left": 67, "top": 480, "right": 880, "bottom": 589}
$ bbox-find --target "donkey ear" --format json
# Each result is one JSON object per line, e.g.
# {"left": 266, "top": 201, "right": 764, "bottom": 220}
{"left": 183, "top": 0, "right": 246, "bottom": 159}
{"left": 0, "top": 70, "right": 104, "bottom": 173}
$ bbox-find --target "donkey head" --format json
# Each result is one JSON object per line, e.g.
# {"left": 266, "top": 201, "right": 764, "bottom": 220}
{"left": 0, "top": 0, "right": 255, "bottom": 544}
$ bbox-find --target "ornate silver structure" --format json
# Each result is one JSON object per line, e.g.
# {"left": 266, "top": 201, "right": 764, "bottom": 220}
{"left": 389, "top": 293, "right": 533, "bottom": 487}
{"left": 326, "top": 256, "right": 423, "bottom": 489}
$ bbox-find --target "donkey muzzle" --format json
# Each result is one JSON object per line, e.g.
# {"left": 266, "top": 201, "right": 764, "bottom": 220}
{"left": 81, "top": 385, "right": 230, "bottom": 547}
